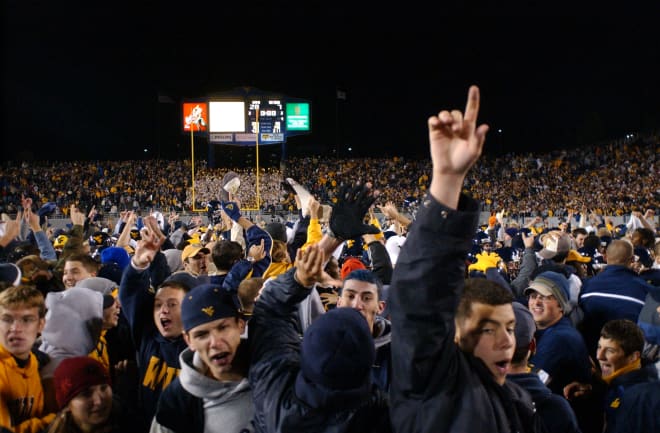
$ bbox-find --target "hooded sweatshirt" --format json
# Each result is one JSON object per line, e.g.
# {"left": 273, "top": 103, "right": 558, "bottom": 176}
{"left": 39, "top": 286, "right": 103, "bottom": 379}
{"left": 0, "top": 345, "right": 56, "bottom": 433}
{"left": 151, "top": 348, "right": 254, "bottom": 433}
{"left": 372, "top": 315, "right": 392, "bottom": 392}
{"left": 74, "top": 276, "right": 121, "bottom": 371}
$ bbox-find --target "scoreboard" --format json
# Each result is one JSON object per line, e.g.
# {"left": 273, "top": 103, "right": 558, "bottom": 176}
{"left": 182, "top": 90, "right": 310, "bottom": 145}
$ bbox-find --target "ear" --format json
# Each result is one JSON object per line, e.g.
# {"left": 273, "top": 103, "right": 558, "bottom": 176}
{"left": 529, "top": 337, "right": 537, "bottom": 356}
{"left": 37, "top": 317, "right": 46, "bottom": 334}
{"left": 629, "top": 350, "right": 641, "bottom": 363}
{"left": 454, "top": 318, "right": 462, "bottom": 344}
{"left": 377, "top": 300, "right": 385, "bottom": 315}
{"left": 237, "top": 317, "right": 246, "bottom": 333}
{"left": 183, "top": 331, "right": 193, "bottom": 349}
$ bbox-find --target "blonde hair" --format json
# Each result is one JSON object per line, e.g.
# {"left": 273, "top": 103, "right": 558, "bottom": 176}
{"left": 0, "top": 285, "right": 46, "bottom": 317}
{"left": 271, "top": 240, "right": 290, "bottom": 263}
{"left": 237, "top": 277, "right": 264, "bottom": 314}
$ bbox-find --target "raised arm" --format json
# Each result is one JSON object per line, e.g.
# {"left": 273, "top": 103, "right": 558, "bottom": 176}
{"left": 250, "top": 244, "right": 326, "bottom": 429}
{"left": 378, "top": 201, "right": 411, "bottom": 230}
{"left": 221, "top": 200, "right": 273, "bottom": 278}
{"left": 510, "top": 230, "right": 538, "bottom": 296}
{"left": 59, "top": 205, "right": 87, "bottom": 259}
{"left": 0, "top": 211, "right": 21, "bottom": 250}
{"left": 116, "top": 210, "right": 137, "bottom": 248}
{"left": 389, "top": 86, "right": 487, "bottom": 432}
{"left": 119, "top": 218, "right": 165, "bottom": 346}
{"left": 24, "top": 207, "right": 57, "bottom": 261}
{"left": 304, "top": 196, "right": 323, "bottom": 246}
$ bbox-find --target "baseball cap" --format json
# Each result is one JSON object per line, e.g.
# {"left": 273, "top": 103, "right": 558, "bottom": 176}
{"left": 181, "top": 244, "right": 210, "bottom": 262}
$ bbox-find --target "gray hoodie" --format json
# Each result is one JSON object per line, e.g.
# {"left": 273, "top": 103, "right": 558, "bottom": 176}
{"left": 39, "top": 286, "right": 104, "bottom": 378}
{"left": 150, "top": 348, "right": 254, "bottom": 433}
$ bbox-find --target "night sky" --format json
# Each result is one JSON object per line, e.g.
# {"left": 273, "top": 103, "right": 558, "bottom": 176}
{"left": 2, "top": 4, "right": 659, "bottom": 162}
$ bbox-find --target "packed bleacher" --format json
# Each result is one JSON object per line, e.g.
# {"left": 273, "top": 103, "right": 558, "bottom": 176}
{"left": 2, "top": 132, "right": 658, "bottom": 221}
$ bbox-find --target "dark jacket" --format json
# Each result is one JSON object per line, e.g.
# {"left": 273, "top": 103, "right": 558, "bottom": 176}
{"left": 366, "top": 240, "right": 393, "bottom": 285}
{"left": 509, "top": 372, "right": 581, "bottom": 433}
{"left": 152, "top": 376, "right": 204, "bottom": 433}
{"left": 372, "top": 316, "right": 392, "bottom": 393}
{"left": 249, "top": 269, "right": 391, "bottom": 433}
{"left": 389, "top": 193, "right": 542, "bottom": 433}
{"left": 609, "top": 380, "right": 660, "bottom": 433}
{"left": 118, "top": 255, "right": 187, "bottom": 431}
{"left": 511, "top": 247, "right": 539, "bottom": 297}
{"left": 640, "top": 268, "right": 660, "bottom": 287}
{"left": 603, "top": 362, "right": 658, "bottom": 433}
{"left": 530, "top": 316, "right": 592, "bottom": 396}
{"left": 152, "top": 347, "right": 254, "bottom": 433}
{"left": 579, "top": 264, "right": 651, "bottom": 359}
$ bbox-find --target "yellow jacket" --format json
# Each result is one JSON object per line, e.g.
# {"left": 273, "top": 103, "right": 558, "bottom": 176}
{"left": 0, "top": 345, "right": 55, "bottom": 433}
{"left": 262, "top": 261, "right": 293, "bottom": 280}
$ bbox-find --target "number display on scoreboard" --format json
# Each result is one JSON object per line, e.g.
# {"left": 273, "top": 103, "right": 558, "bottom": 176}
{"left": 247, "top": 99, "right": 284, "bottom": 135}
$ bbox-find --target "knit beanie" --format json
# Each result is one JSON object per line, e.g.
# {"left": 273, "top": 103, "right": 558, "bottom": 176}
{"left": 54, "top": 356, "right": 111, "bottom": 410}
{"left": 513, "top": 302, "right": 536, "bottom": 350}
{"left": 300, "top": 308, "right": 375, "bottom": 390}
{"left": 340, "top": 257, "right": 367, "bottom": 280}
{"left": 524, "top": 271, "right": 571, "bottom": 314}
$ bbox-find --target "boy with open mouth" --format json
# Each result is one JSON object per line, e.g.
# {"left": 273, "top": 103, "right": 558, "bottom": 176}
{"left": 151, "top": 283, "right": 253, "bottom": 433}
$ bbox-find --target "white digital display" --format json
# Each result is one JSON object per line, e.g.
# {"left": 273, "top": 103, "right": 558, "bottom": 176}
{"left": 209, "top": 101, "right": 246, "bottom": 132}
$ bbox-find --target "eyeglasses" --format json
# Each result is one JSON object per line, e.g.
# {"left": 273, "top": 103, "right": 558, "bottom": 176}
{"left": 527, "top": 292, "right": 556, "bottom": 303}
{"left": 1, "top": 315, "right": 40, "bottom": 326}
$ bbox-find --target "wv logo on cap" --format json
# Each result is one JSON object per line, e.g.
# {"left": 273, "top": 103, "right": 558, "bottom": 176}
{"left": 201, "top": 306, "right": 215, "bottom": 317}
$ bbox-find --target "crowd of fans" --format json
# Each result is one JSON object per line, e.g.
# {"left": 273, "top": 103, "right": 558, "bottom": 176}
{"left": 1, "top": 132, "right": 658, "bottom": 221}
{"left": 0, "top": 87, "right": 659, "bottom": 433}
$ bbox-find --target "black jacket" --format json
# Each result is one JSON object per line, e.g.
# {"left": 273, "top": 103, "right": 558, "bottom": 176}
{"left": 509, "top": 372, "right": 581, "bottom": 433}
{"left": 389, "top": 193, "right": 543, "bottom": 433}
{"left": 603, "top": 362, "right": 659, "bottom": 433}
{"left": 249, "top": 269, "right": 391, "bottom": 433}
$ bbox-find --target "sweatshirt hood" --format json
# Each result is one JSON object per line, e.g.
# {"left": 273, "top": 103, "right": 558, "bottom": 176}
{"left": 373, "top": 315, "right": 391, "bottom": 349}
{"left": 40, "top": 287, "right": 103, "bottom": 358}
{"left": 178, "top": 348, "right": 250, "bottom": 401}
